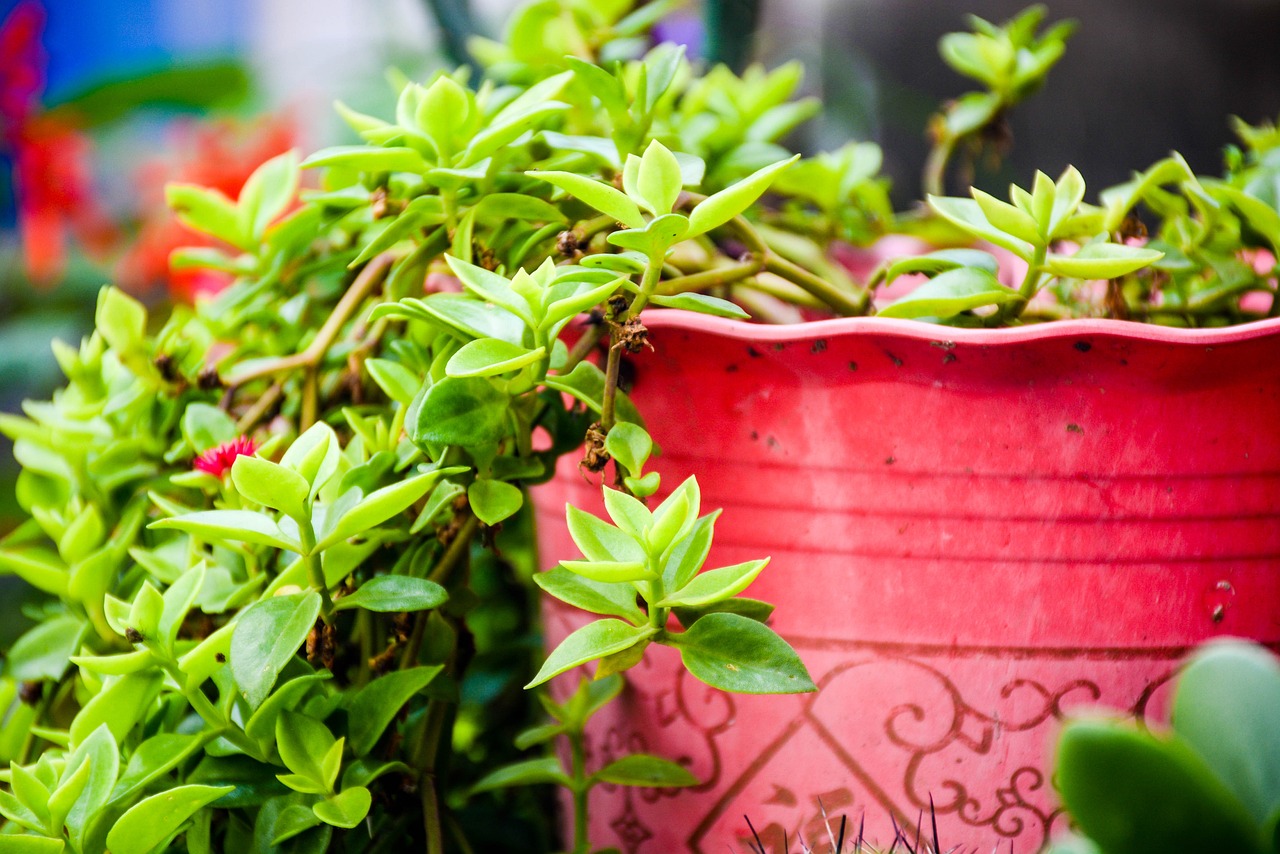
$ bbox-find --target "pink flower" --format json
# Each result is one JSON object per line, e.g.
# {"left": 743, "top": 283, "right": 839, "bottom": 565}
{"left": 194, "top": 436, "right": 257, "bottom": 478}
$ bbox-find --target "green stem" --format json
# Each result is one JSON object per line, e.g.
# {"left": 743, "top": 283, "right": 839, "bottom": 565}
{"left": 562, "top": 323, "right": 604, "bottom": 372}
{"left": 226, "top": 252, "right": 395, "bottom": 388}
{"left": 627, "top": 255, "right": 665, "bottom": 316}
{"left": 923, "top": 134, "right": 955, "bottom": 199}
{"left": 600, "top": 339, "right": 623, "bottom": 433}
{"left": 401, "top": 515, "right": 479, "bottom": 671}
{"left": 656, "top": 259, "right": 761, "bottom": 295}
{"left": 414, "top": 701, "right": 450, "bottom": 854}
{"left": 569, "top": 728, "right": 590, "bottom": 854}
{"left": 299, "top": 519, "right": 335, "bottom": 621}
{"left": 762, "top": 255, "right": 864, "bottom": 316}
{"left": 1000, "top": 244, "right": 1047, "bottom": 322}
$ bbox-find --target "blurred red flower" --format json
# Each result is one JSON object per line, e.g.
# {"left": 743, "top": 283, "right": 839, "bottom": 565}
{"left": 117, "top": 114, "right": 300, "bottom": 301}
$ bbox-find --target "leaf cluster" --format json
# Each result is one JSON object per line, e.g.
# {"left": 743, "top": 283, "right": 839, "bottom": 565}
{"left": 1051, "top": 640, "right": 1280, "bottom": 854}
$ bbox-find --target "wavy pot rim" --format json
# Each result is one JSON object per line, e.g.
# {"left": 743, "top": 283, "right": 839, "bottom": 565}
{"left": 638, "top": 310, "right": 1280, "bottom": 348}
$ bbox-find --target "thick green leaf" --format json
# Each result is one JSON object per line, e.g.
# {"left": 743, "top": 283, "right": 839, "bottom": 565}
{"left": 346, "top": 666, "right": 444, "bottom": 756}
{"left": 661, "top": 512, "right": 718, "bottom": 591}
{"left": 238, "top": 151, "right": 299, "bottom": 239}
{"left": 443, "top": 256, "right": 534, "bottom": 324}
{"left": 275, "top": 710, "right": 335, "bottom": 789}
{"left": 230, "top": 591, "right": 323, "bottom": 709}
{"left": 469, "top": 757, "right": 570, "bottom": 794}
{"left": 0, "top": 548, "right": 70, "bottom": 597}
{"left": 525, "top": 170, "right": 645, "bottom": 229}
{"left": 635, "top": 140, "right": 683, "bottom": 215}
{"left": 884, "top": 248, "right": 1000, "bottom": 284}
{"left": 106, "top": 785, "right": 234, "bottom": 854}
{"left": 316, "top": 468, "right": 464, "bottom": 550}
{"left": 61, "top": 725, "right": 117, "bottom": 845}
{"left": 414, "top": 377, "right": 510, "bottom": 447}
{"left": 0, "top": 836, "right": 66, "bottom": 852}
{"left": 672, "top": 613, "right": 815, "bottom": 694}
{"left": 593, "top": 754, "right": 698, "bottom": 788}
{"left": 566, "top": 504, "right": 645, "bottom": 563}
{"left": 605, "top": 213, "right": 688, "bottom": 255}
{"left": 973, "top": 187, "right": 1042, "bottom": 243}
{"left": 645, "top": 490, "right": 692, "bottom": 556}
{"left": 928, "top": 195, "right": 1033, "bottom": 257}
{"left": 658, "top": 559, "right": 768, "bottom": 608}
{"left": 527, "top": 620, "right": 657, "bottom": 688}
{"left": 332, "top": 576, "right": 447, "bottom": 613}
{"left": 560, "top": 559, "right": 652, "bottom": 583}
{"left": 533, "top": 566, "right": 646, "bottom": 624}
{"left": 685, "top": 155, "right": 799, "bottom": 239}
{"left": 165, "top": 184, "right": 249, "bottom": 251}
{"left": 8, "top": 615, "right": 86, "bottom": 680}
{"left": 232, "top": 456, "right": 309, "bottom": 522}
{"left": 604, "top": 422, "right": 652, "bottom": 475}
{"left": 1049, "top": 165, "right": 1087, "bottom": 237}
{"left": 111, "top": 733, "right": 207, "bottom": 805}
{"left": 365, "top": 359, "right": 422, "bottom": 407}
{"left": 1056, "top": 720, "right": 1263, "bottom": 854}
{"left": 446, "top": 340, "right": 545, "bottom": 378}
{"left": 270, "top": 804, "right": 323, "bottom": 845}
{"left": 1045, "top": 243, "right": 1164, "bottom": 279}
{"left": 877, "top": 267, "right": 1018, "bottom": 320}
{"left": 150, "top": 510, "right": 300, "bottom": 553}
{"left": 463, "top": 100, "right": 568, "bottom": 166}
{"left": 1172, "top": 641, "right": 1280, "bottom": 825}
{"left": 301, "top": 145, "right": 429, "bottom": 174}
{"left": 539, "top": 278, "right": 623, "bottom": 334}
{"left": 470, "top": 192, "right": 567, "bottom": 225}
{"left": 467, "top": 479, "right": 524, "bottom": 526}
{"left": 95, "top": 287, "right": 148, "bottom": 354}
{"left": 244, "top": 673, "right": 333, "bottom": 743}
{"left": 673, "top": 597, "right": 775, "bottom": 628}
{"left": 602, "top": 487, "right": 650, "bottom": 538}
{"left": 69, "top": 670, "right": 164, "bottom": 747}
{"left": 279, "top": 423, "right": 341, "bottom": 498}
{"left": 312, "top": 787, "right": 371, "bottom": 829}
{"left": 647, "top": 292, "right": 750, "bottom": 319}
{"left": 374, "top": 294, "right": 525, "bottom": 345}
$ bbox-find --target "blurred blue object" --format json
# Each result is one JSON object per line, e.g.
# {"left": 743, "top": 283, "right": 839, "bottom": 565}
{"left": 0, "top": 0, "right": 249, "bottom": 103}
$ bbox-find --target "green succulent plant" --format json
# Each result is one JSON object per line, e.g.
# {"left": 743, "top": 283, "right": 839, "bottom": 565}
{"left": 1052, "top": 640, "right": 1280, "bottom": 854}
{"left": 3, "top": 1, "right": 1280, "bottom": 853}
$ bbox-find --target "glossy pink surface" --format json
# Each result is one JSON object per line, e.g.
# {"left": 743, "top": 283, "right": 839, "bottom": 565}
{"left": 533, "top": 313, "right": 1280, "bottom": 853}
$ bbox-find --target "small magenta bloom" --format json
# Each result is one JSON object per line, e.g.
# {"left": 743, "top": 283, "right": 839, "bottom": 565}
{"left": 194, "top": 436, "right": 257, "bottom": 478}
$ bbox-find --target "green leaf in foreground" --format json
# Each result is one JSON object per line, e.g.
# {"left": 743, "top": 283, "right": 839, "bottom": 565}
{"left": 469, "top": 757, "right": 571, "bottom": 794}
{"left": 1045, "top": 243, "right": 1164, "bottom": 279}
{"left": 877, "top": 267, "right": 1018, "bottom": 320}
{"left": 346, "top": 666, "right": 444, "bottom": 756}
{"left": 332, "top": 576, "right": 448, "bottom": 613}
{"left": 413, "top": 377, "right": 510, "bottom": 447}
{"left": 527, "top": 620, "right": 657, "bottom": 688}
{"left": 671, "top": 612, "right": 815, "bottom": 694}
{"left": 106, "top": 784, "right": 234, "bottom": 854}
{"left": 1056, "top": 719, "right": 1263, "bottom": 854}
{"left": 230, "top": 591, "right": 322, "bottom": 709}
{"left": 313, "top": 786, "right": 371, "bottom": 829}
{"left": 592, "top": 754, "right": 698, "bottom": 788}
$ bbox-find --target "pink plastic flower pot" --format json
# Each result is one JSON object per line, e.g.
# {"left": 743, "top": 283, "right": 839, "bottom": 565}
{"left": 533, "top": 312, "right": 1280, "bottom": 853}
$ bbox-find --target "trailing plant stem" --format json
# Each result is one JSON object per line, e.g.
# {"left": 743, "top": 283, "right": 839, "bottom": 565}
{"left": 226, "top": 252, "right": 394, "bottom": 428}
{"left": 569, "top": 728, "right": 589, "bottom": 854}
{"left": 298, "top": 519, "right": 335, "bottom": 620}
